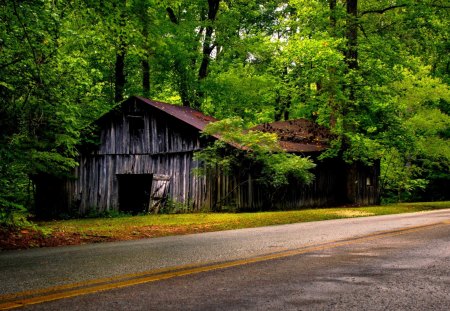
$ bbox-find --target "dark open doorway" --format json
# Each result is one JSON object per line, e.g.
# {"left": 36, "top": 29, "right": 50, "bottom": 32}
{"left": 117, "top": 174, "right": 153, "bottom": 214}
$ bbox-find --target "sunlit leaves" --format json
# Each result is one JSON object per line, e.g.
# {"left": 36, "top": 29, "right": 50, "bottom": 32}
{"left": 381, "top": 148, "right": 428, "bottom": 203}
{"left": 196, "top": 117, "right": 316, "bottom": 189}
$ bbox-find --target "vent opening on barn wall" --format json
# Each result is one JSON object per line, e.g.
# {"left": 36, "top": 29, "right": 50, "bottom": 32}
{"left": 117, "top": 174, "right": 153, "bottom": 214}
{"left": 127, "top": 114, "right": 145, "bottom": 137}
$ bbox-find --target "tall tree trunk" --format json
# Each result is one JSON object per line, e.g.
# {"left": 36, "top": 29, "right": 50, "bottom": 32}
{"left": 328, "top": 0, "right": 338, "bottom": 127}
{"left": 343, "top": 0, "right": 359, "bottom": 203}
{"left": 115, "top": 6, "right": 127, "bottom": 103}
{"left": 198, "top": 0, "right": 220, "bottom": 80}
{"left": 194, "top": 0, "right": 220, "bottom": 108}
{"left": 142, "top": 59, "right": 150, "bottom": 98}
{"left": 140, "top": 13, "right": 151, "bottom": 99}
{"left": 167, "top": 6, "right": 192, "bottom": 107}
{"left": 115, "top": 49, "right": 126, "bottom": 103}
{"left": 329, "top": 0, "right": 337, "bottom": 33}
{"left": 345, "top": 0, "right": 358, "bottom": 70}
{"left": 167, "top": 2, "right": 220, "bottom": 108}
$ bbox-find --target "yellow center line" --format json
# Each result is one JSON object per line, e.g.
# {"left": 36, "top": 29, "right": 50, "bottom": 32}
{"left": 0, "top": 220, "right": 448, "bottom": 310}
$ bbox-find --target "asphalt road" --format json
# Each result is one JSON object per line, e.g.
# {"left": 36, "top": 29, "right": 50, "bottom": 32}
{"left": 1, "top": 209, "right": 449, "bottom": 310}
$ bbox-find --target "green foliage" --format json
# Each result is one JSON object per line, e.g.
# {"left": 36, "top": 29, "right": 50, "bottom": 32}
{"left": 158, "top": 199, "right": 195, "bottom": 214}
{"left": 279, "top": 1, "right": 450, "bottom": 202}
{"left": 0, "top": 141, "right": 32, "bottom": 229}
{"left": 261, "top": 153, "right": 316, "bottom": 188}
{"left": 203, "top": 63, "right": 277, "bottom": 122}
{"left": 0, "top": 198, "right": 33, "bottom": 230}
{"left": 380, "top": 149, "right": 429, "bottom": 203}
{"left": 378, "top": 64, "right": 450, "bottom": 201}
{"left": 195, "top": 117, "right": 316, "bottom": 193}
{"left": 202, "top": 117, "right": 281, "bottom": 153}
{"left": 0, "top": 0, "right": 111, "bottom": 221}
{"left": 83, "top": 209, "right": 132, "bottom": 219}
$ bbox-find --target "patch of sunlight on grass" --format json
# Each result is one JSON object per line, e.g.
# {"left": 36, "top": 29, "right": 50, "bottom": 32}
{"left": 327, "top": 210, "right": 375, "bottom": 218}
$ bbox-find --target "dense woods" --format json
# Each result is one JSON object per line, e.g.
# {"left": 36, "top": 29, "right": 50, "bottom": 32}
{"left": 1, "top": 0, "right": 449, "bottom": 223}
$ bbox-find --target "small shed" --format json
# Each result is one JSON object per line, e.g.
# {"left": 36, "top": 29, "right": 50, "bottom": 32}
{"left": 34, "top": 96, "right": 379, "bottom": 217}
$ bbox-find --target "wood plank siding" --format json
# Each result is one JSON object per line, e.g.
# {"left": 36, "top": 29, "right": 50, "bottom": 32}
{"left": 204, "top": 158, "right": 379, "bottom": 211}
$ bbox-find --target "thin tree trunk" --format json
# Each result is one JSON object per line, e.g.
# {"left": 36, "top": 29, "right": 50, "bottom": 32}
{"left": 341, "top": 0, "right": 358, "bottom": 155}
{"left": 284, "top": 103, "right": 290, "bottom": 121}
{"left": 328, "top": 0, "right": 337, "bottom": 127}
{"left": 274, "top": 92, "right": 283, "bottom": 122}
{"left": 274, "top": 92, "right": 290, "bottom": 121}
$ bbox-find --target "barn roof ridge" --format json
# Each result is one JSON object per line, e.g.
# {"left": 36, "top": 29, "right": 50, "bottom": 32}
{"left": 135, "top": 96, "right": 216, "bottom": 131}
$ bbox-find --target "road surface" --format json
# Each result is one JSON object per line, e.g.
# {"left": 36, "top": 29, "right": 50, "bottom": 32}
{"left": 0, "top": 209, "right": 449, "bottom": 310}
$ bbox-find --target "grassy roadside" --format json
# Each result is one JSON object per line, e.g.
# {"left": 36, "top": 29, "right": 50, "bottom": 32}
{"left": 1, "top": 202, "right": 449, "bottom": 250}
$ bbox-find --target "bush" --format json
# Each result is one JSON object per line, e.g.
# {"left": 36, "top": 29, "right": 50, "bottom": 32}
{"left": 83, "top": 208, "right": 132, "bottom": 218}
{"left": 0, "top": 198, "right": 34, "bottom": 230}
{"left": 158, "top": 199, "right": 194, "bottom": 214}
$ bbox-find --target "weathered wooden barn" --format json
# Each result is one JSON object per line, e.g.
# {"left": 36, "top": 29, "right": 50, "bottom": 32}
{"left": 34, "top": 96, "right": 379, "bottom": 217}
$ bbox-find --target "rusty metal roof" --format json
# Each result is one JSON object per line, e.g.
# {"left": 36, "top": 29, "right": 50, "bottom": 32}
{"left": 252, "top": 119, "right": 332, "bottom": 153}
{"left": 136, "top": 96, "right": 217, "bottom": 131}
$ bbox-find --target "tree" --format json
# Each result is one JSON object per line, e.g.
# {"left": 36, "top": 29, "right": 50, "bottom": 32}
{"left": 1, "top": 0, "right": 82, "bottom": 221}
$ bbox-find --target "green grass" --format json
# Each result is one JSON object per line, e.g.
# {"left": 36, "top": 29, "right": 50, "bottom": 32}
{"left": 37, "top": 202, "right": 450, "bottom": 240}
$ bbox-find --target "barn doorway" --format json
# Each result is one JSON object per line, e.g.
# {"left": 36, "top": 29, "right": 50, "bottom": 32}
{"left": 117, "top": 174, "right": 153, "bottom": 214}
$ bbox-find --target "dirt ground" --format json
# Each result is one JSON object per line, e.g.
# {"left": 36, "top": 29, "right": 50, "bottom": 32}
{"left": 0, "top": 229, "right": 120, "bottom": 250}
{"left": 0, "top": 226, "right": 210, "bottom": 251}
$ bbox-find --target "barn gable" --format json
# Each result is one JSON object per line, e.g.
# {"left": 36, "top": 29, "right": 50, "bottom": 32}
{"left": 92, "top": 97, "right": 214, "bottom": 156}
{"left": 72, "top": 97, "right": 218, "bottom": 215}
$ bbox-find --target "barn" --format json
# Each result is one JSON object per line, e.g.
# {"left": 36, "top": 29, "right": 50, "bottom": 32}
{"left": 33, "top": 96, "right": 379, "bottom": 217}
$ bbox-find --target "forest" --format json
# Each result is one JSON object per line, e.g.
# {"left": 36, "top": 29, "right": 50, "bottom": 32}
{"left": 1, "top": 0, "right": 449, "bottom": 224}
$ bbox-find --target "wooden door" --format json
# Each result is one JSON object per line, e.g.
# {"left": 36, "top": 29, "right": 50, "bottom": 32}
{"left": 149, "top": 174, "right": 171, "bottom": 214}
